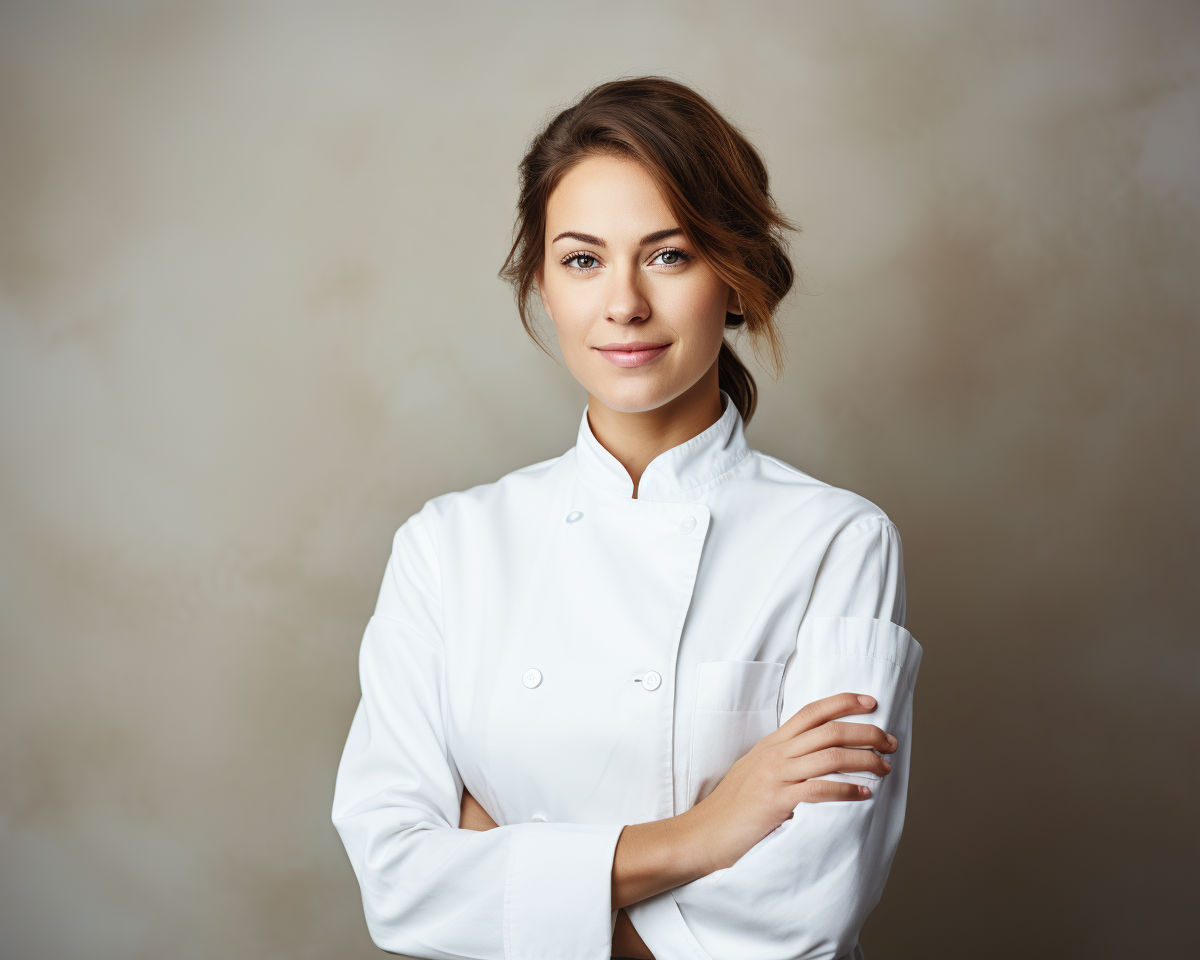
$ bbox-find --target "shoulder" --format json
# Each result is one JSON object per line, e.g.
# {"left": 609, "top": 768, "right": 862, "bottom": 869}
{"left": 740, "top": 449, "right": 897, "bottom": 539}
{"left": 742, "top": 453, "right": 907, "bottom": 621}
{"left": 397, "top": 451, "right": 569, "bottom": 550}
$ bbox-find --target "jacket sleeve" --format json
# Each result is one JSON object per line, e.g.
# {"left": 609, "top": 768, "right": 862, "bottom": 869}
{"left": 625, "top": 516, "right": 922, "bottom": 960}
{"left": 331, "top": 510, "right": 623, "bottom": 960}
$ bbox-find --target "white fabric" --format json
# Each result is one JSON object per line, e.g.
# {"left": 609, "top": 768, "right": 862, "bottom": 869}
{"left": 332, "top": 392, "right": 922, "bottom": 960}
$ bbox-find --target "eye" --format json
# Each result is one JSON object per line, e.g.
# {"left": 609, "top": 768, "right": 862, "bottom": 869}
{"left": 650, "top": 248, "right": 692, "bottom": 267}
{"left": 563, "top": 253, "right": 599, "bottom": 271}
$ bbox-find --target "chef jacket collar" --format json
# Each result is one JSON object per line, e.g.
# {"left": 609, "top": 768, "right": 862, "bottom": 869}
{"left": 574, "top": 390, "right": 751, "bottom": 502}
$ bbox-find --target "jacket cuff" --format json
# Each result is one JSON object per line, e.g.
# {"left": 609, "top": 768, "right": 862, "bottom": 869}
{"left": 624, "top": 890, "right": 712, "bottom": 960}
{"left": 504, "top": 822, "right": 624, "bottom": 960}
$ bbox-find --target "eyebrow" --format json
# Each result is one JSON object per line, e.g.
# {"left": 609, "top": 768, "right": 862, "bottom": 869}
{"left": 551, "top": 227, "right": 684, "bottom": 247}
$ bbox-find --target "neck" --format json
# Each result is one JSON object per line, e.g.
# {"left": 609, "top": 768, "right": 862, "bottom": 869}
{"left": 586, "top": 363, "right": 725, "bottom": 499}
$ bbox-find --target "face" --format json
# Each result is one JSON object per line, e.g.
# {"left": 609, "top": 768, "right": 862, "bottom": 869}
{"left": 538, "top": 154, "right": 739, "bottom": 414}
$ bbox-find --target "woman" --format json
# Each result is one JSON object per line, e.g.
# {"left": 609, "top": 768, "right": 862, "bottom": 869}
{"left": 332, "top": 77, "right": 921, "bottom": 960}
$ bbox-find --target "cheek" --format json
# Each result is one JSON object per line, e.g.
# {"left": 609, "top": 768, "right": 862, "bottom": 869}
{"left": 664, "top": 279, "right": 730, "bottom": 350}
{"left": 546, "top": 293, "right": 611, "bottom": 378}
{"left": 542, "top": 277, "right": 592, "bottom": 337}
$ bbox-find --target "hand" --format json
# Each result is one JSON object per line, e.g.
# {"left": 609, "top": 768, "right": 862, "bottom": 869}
{"left": 610, "top": 691, "right": 895, "bottom": 909}
{"left": 687, "top": 691, "right": 897, "bottom": 873}
{"left": 459, "top": 789, "right": 499, "bottom": 831}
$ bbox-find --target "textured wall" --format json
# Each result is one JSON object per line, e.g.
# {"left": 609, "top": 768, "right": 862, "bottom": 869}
{"left": 1, "top": 2, "right": 1196, "bottom": 958}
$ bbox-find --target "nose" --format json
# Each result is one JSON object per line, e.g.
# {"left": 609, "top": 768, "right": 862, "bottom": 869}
{"left": 604, "top": 263, "right": 651, "bottom": 325}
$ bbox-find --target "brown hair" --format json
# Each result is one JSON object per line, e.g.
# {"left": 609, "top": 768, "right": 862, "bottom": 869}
{"left": 499, "top": 76, "right": 796, "bottom": 425}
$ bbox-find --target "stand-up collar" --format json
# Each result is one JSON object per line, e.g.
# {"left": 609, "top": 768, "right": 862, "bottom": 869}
{"left": 573, "top": 391, "right": 751, "bottom": 502}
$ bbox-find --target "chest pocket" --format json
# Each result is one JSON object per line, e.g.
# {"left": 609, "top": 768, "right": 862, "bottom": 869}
{"left": 686, "top": 660, "right": 785, "bottom": 808}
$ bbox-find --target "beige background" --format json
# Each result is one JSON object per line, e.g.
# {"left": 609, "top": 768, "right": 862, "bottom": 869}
{"left": 2, "top": 2, "right": 1197, "bottom": 958}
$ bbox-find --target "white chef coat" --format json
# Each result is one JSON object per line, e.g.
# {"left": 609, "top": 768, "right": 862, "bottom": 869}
{"left": 332, "top": 391, "right": 922, "bottom": 960}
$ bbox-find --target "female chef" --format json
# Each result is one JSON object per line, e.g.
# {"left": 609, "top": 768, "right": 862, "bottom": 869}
{"left": 332, "top": 77, "right": 922, "bottom": 960}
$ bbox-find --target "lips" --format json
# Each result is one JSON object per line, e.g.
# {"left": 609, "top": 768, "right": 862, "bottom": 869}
{"left": 594, "top": 341, "right": 671, "bottom": 368}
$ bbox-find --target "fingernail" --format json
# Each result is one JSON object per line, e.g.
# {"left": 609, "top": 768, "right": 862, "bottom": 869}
{"left": 886, "top": 734, "right": 897, "bottom": 748}
{"left": 881, "top": 758, "right": 892, "bottom": 770}
{"left": 859, "top": 785, "right": 872, "bottom": 798}
{"left": 857, "top": 695, "right": 875, "bottom": 707}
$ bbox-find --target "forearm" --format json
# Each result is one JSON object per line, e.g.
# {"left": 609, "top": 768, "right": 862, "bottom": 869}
{"left": 465, "top": 787, "right": 717, "bottom": 913}
{"left": 611, "top": 805, "right": 723, "bottom": 910}
{"left": 633, "top": 623, "right": 921, "bottom": 959}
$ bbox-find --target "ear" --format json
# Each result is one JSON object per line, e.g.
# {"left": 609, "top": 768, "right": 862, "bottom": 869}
{"left": 726, "top": 286, "right": 743, "bottom": 317}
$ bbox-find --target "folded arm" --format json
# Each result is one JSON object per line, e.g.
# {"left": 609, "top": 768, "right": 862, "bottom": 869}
{"left": 461, "top": 674, "right": 899, "bottom": 960}
{"left": 332, "top": 515, "right": 623, "bottom": 960}
{"left": 624, "top": 516, "right": 920, "bottom": 960}
{"left": 341, "top": 512, "right": 916, "bottom": 960}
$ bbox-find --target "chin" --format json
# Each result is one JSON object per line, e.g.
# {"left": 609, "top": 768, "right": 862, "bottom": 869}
{"left": 589, "top": 376, "right": 679, "bottom": 413}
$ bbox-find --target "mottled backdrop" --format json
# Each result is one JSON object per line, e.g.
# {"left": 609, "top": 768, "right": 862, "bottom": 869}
{"left": 1, "top": 2, "right": 1196, "bottom": 958}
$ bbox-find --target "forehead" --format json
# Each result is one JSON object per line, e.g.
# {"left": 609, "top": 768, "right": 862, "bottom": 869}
{"left": 546, "top": 154, "right": 674, "bottom": 236}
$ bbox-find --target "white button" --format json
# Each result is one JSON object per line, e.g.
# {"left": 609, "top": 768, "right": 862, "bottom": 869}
{"left": 679, "top": 516, "right": 696, "bottom": 534}
{"left": 641, "top": 670, "right": 662, "bottom": 691}
{"left": 566, "top": 510, "right": 583, "bottom": 524}
{"left": 522, "top": 668, "right": 542, "bottom": 688}
{"left": 530, "top": 815, "right": 547, "bottom": 823}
